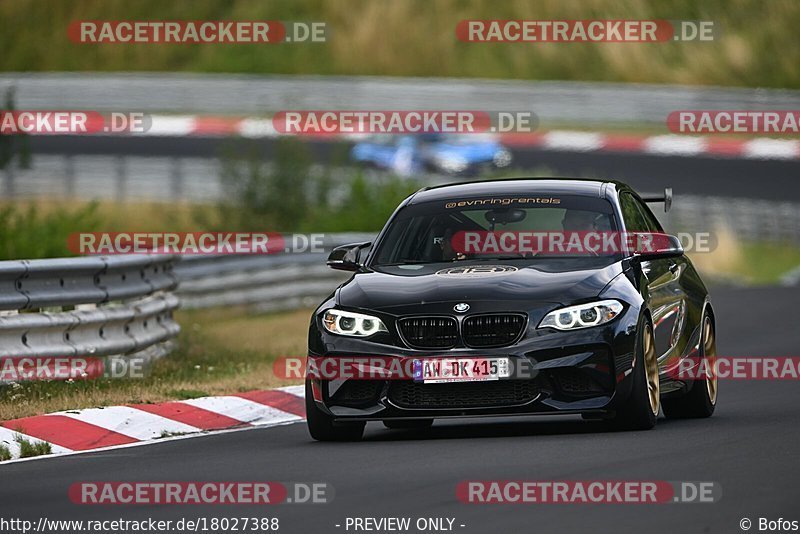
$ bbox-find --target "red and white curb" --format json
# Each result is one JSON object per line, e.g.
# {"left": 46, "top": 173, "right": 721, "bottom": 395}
{"left": 490, "top": 131, "right": 799, "bottom": 160}
{"left": 0, "top": 385, "right": 305, "bottom": 463}
{"left": 122, "top": 114, "right": 800, "bottom": 160}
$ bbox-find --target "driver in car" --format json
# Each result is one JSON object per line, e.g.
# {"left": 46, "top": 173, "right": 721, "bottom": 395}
{"left": 562, "top": 209, "right": 606, "bottom": 232}
{"left": 436, "top": 228, "right": 467, "bottom": 261}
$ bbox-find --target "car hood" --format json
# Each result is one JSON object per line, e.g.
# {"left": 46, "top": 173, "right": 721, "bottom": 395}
{"left": 336, "top": 259, "right": 625, "bottom": 313}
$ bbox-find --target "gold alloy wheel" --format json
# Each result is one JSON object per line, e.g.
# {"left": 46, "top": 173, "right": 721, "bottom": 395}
{"left": 703, "top": 316, "right": 718, "bottom": 405}
{"left": 644, "top": 323, "right": 660, "bottom": 417}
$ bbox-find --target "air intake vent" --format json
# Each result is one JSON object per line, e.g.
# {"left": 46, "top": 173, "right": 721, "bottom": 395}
{"left": 462, "top": 314, "right": 526, "bottom": 348}
{"left": 398, "top": 317, "right": 458, "bottom": 349}
{"left": 389, "top": 380, "right": 538, "bottom": 409}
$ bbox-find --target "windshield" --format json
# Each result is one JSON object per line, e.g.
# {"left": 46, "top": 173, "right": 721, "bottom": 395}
{"left": 371, "top": 194, "right": 619, "bottom": 266}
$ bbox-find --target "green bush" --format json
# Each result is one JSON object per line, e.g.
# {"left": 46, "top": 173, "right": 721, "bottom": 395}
{"left": 214, "top": 137, "right": 315, "bottom": 231}
{"left": 0, "top": 87, "right": 31, "bottom": 171}
{"left": 15, "top": 435, "right": 52, "bottom": 458}
{"left": 0, "top": 443, "right": 11, "bottom": 462}
{"left": 322, "top": 173, "right": 420, "bottom": 232}
{"left": 211, "top": 138, "right": 421, "bottom": 233}
{"left": 0, "top": 202, "right": 100, "bottom": 260}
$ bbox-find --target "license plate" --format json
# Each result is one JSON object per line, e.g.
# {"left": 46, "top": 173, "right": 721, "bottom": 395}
{"left": 413, "top": 357, "right": 511, "bottom": 383}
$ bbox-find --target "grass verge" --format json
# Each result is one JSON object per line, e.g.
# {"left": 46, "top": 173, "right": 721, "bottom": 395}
{"left": 0, "top": 307, "right": 311, "bottom": 421}
{"left": 1, "top": 1, "right": 798, "bottom": 89}
{"left": 689, "top": 238, "right": 800, "bottom": 286}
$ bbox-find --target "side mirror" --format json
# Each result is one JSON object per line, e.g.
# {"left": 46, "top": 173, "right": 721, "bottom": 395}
{"left": 631, "top": 233, "right": 684, "bottom": 261}
{"left": 327, "top": 242, "right": 372, "bottom": 272}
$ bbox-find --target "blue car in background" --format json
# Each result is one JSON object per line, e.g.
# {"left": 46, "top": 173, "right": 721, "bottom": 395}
{"left": 351, "top": 134, "right": 512, "bottom": 176}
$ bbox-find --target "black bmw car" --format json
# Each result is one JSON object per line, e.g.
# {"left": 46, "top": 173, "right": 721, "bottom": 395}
{"left": 306, "top": 178, "right": 717, "bottom": 441}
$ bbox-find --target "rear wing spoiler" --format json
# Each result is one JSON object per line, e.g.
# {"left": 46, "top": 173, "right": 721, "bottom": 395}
{"left": 641, "top": 187, "right": 672, "bottom": 213}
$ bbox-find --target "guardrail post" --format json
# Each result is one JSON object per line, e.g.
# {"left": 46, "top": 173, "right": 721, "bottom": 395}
{"left": 3, "top": 165, "right": 14, "bottom": 198}
{"left": 65, "top": 154, "right": 76, "bottom": 198}
{"left": 115, "top": 155, "right": 127, "bottom": 201}
{"left": 170, "top": 157, "right": 184, "bottom": 200}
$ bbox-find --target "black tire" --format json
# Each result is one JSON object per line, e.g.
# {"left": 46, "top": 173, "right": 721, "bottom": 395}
{"left": 305, "top": 381, "right": 365, "bottom": 441}
{"left": 609, "top": 318, "right": 659, "bottom": 431}
{"left": 383, "top": 419, "right": 434, "bottom": 430}
{"left": 663, "top": 313, "right": 717, "bottom": 419}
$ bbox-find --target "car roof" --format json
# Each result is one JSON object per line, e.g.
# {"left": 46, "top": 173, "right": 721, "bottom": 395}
{"left": 407, "top": 177, "right": 626, "bottom": 205}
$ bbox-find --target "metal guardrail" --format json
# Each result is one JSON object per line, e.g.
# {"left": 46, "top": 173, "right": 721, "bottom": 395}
{"left": 0, "top": 255, "right": 180, "bottom": 368}
{"left": 0, "top": 234, "right": 373, "bottom": 382}
{"left": 0, "top": 255, "right": 177, "bottom": 311}
{"left": 173, "top": 233, "right": 375, "bottom": 312}
{"left": 2, "top": 73, "right": 800, "bottom": 124}
{"left": 175, "top": 254, "right": 345, "bottom": 311}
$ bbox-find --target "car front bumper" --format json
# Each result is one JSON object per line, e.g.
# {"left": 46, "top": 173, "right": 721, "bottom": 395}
{"left": 307, "top": 306, "right": 641, "bottom": 421}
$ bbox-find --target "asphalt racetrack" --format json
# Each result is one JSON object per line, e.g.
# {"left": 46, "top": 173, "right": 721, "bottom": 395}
{"left": 2, "top": 285, "right": 798, "bottom": 534}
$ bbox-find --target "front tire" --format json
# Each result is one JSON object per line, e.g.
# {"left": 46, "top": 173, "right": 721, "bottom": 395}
{"left": 305, "top": 381, "right": 366, "bottom": 441}
{"left": 662, "top": 313, "right": 717, "bottom": 419}
{"left": 609, "top": 318, "right": 659, "bottom": 431}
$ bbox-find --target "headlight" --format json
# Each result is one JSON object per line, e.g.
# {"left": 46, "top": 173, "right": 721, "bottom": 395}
{"left": 538, "top": 300, "right": 624, "bottom": 331}
{"left": 322, "top": 309, "right": 388, "bottom": 337}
